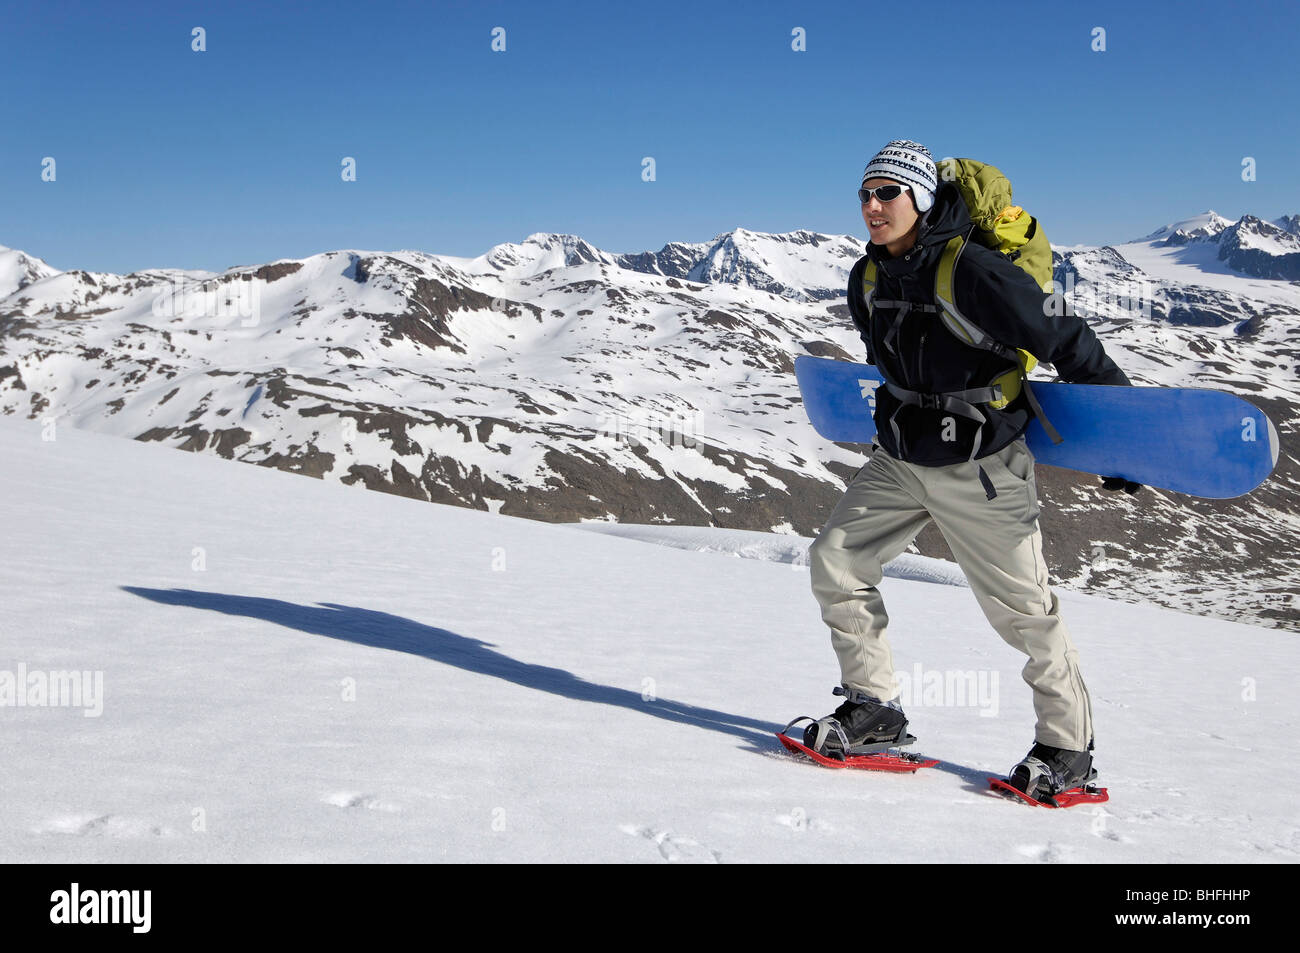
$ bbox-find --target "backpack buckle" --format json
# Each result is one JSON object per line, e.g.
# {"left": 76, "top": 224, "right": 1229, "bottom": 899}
{"left": 919, "top": 393, "right": 942, "bottom": 410}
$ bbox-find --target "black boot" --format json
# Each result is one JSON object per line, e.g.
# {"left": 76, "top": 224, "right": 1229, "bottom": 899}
{"left": 803, "top": 686, "right": 910, "bottom": 760}
{"left": 1007, "top": 740, "right": 1097, "bottom": 800}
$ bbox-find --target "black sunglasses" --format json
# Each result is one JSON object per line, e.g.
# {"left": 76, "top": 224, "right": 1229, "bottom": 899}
{"left": 858, "top": 184, "right": 910, "bottom": 204}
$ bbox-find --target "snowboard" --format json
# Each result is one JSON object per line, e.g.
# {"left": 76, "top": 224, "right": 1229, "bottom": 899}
{"left": 795, "top": 355, "right": 1279, "bottom": 499}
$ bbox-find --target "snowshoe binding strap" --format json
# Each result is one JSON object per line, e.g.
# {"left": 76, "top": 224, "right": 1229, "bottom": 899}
{"left": 1007, "top": 755, "right": 1055, "bottom": 798}
{"left": 805, "top": 717, "right": 854, "bottom": 760}
{"left": 779, "top": 715, "right": 848, "bottom": 758}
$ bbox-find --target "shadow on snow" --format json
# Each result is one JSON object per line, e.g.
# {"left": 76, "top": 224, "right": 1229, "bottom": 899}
{"left": 122, "top": 587, "right": 781, "bottom": 748}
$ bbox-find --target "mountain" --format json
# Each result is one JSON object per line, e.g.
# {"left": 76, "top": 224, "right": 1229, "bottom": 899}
{"left": 1050, "top": 221, "right": 1299, "bottom": 628}
{"left": 4, "top": 413, "right": 1297, "bottom": 862}
{"left": 0, "top": 245, "right": 60, "bottom": 299}
{"left": 449, "top": 232, "right": 620, "bottom": 280}
{"left": 1217, "top": 216, "right": 1300, "bottom": 280}
{"left": 615, "top": 228, "right": 866, "bottom": 302}
{"left": 1133, "top": 209, "right": 1300, "bottom": 280}
{"left": 3, "top": 212, "right": 1298, "bottom": 630}
{"left": 1140, "top": 211, "right": 1234, "bottom": 246}
{"left": 0, "top": 236, "right": 865, "bottom": 540}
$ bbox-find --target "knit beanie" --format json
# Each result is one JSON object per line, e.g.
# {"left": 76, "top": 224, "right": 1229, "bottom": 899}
{"left": 861, "top": 139, "right": 937, "bottom": 212}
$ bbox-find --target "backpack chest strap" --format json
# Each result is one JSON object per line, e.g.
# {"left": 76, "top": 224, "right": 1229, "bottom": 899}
{"left": 882, "top": 382, "right": 1002, "bottom": 500}
{"left": 884, "top": 382, "right": 1004, "bottom": 413}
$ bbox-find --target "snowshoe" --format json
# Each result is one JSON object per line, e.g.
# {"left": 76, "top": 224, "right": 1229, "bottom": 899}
{"left": 776, "top": 718, "right": 937, "bottom": 772}
{"left": 988, "top": 741, "right": 1109, "bottom": 808}
{"left": 776, "top": 687, "right": 936, "bottom": 772}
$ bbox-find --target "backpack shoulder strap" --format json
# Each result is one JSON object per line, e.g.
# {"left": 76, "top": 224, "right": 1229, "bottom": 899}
{"left": 861, "top": 257, "right": 943, "bottom": 362}
{"left": 934, "top": 233, "right": 1017, "bottom": 361}
{"left": 932, "top": 233, "right": 1064, "bottom": 444}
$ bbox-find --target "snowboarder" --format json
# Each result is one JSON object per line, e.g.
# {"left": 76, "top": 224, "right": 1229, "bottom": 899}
{"left": 804, "top": 139, "right": 1136, "bottom": 802}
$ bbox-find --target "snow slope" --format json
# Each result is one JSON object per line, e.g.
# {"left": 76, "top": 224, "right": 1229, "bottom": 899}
{"left": 1107, "top": 230, "right": 1300, "bottom": 307}
{"left": 2, "top": 417, "right": 1296, "bottom": 863}
{"left": 574, "top": 522, "right": 971, "bottom": 588}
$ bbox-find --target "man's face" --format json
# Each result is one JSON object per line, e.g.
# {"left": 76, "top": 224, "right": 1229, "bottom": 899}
{"left": 860, "top": 177, "right": 919, "bottom": 248}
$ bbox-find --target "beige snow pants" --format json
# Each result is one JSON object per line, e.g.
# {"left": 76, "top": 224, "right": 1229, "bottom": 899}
{"left": 809, "top": 437, "right": 1094, "bottom": 751}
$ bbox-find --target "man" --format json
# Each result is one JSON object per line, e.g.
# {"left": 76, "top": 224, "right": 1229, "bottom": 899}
{"left": 805, "top": 139, "right": 1135, "bottom": 801}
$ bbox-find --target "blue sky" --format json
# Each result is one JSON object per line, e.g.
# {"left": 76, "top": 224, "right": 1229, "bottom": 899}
{"left": 3, "top": 0, "right": 1297, "bottom": 273}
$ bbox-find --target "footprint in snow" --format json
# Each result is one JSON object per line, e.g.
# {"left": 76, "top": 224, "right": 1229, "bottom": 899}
{"left": 322, "top": 792, "right": 401, "bottom": 813}
{"left": 775, "top": 810, "right": 832, "bottom": 832}
{"left": 619, "top": 824, "right": 721, "bottom": 864}
{"left": 1014, "top": 841, "right": 1072, "bottom": 863}
{"left": 36, "top": 813, "right": 175, "bottom": 838}
{"left": 1083, "top": 806, "right": 1134, "bottom": 843}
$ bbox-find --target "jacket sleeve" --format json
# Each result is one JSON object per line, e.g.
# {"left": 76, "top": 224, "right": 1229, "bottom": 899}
{"left": 956, "top": 249, "right": 1131, "bottom": 386}
{"left": 845, "top": 255, "right": 875, "bottom": 365}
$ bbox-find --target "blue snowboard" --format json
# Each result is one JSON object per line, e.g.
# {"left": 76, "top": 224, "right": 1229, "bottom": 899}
{"left": 795, "top": 355, "right": 1279, "bottom": 499}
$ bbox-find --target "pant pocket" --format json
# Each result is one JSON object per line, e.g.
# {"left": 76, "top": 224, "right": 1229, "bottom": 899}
{"left": 989, "top": 441, "right": 1039, "bottom": 525}
{"left": 1000, "top": 439, "right": 1034, "bottom": 483}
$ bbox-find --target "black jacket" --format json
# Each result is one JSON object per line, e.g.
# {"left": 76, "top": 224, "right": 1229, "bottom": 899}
{"left": 846, "top": 182, "right": 1130, "bottom": 466}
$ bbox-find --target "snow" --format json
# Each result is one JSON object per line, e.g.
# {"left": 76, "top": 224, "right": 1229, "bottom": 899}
{"left": 1137, "top": 211, "right": 1234, "bottom": 243}
{"left": 1232, "top": 226, "right": 1300, "bottom": 256}
{"left": 0, "top": 245, "right": 60, "bottom": 299}
{"left": 570, "top": 522, "right": 970, "bottom": 587}
{"left": 3, "top": 416, "right": 1297, "bottom": 863}
{"left": 443, "top": 233, "right": 618, "bottom": 281}
{"left": 1109, "top": 235, "right": 1299, "bottom": 308}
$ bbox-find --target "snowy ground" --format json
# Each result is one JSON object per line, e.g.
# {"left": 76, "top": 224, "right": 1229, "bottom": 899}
{"left": 2, "top": 417, "right": 1297, "bottom": 863}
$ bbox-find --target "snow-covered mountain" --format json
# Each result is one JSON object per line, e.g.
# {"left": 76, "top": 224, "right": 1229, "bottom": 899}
{"left": 441, "top": 228, "right": 867, "bottom": 301}
{"left": 1134, "top": 210, "right": 1300, "bottom": 280}
{"left": 1276, "top": 214, "right": 1300, "bottom": 237}
{"left": 0, "top": 245, "right": 60, "bottom": 299}
{"left": 448, "top": 232, "right": 620, "bottom": 280}
{"left": 4, "top": 415, "right": 1297, "bottom": 863}
{"left": 1217, "top": 216, "right": 1300, "bottom": 280}
{"left": 2, "top": 209, "right": 1298, "bottom": 630}
{"left": 614, "top": 228, "right": 865, "bottom": 302}
{"left": 0, "top": 238, "right": 868, "bottom": 544}
{"left": 1050, "top": 219, "right": 1299, "bottom": 628}
{"left": 1139, "top": 211, "right": 1234, "bottom": 246}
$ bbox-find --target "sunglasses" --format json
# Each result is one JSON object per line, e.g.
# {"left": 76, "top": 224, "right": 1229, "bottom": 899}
{"left": 858, "top": 184, "right": 910, "bottom": 203}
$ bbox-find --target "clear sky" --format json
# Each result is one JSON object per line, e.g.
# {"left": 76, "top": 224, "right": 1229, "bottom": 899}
{"left": 3, "top": 0, "right": 1297, "bottom": 274}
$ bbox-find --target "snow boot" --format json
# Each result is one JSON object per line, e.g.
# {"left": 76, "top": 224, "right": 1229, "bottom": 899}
{"left": 1005, "top": 740, "right": 1097, "bottom": 801}
{"left": 802, "top": 686, "right": 912, "bottom": 760}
